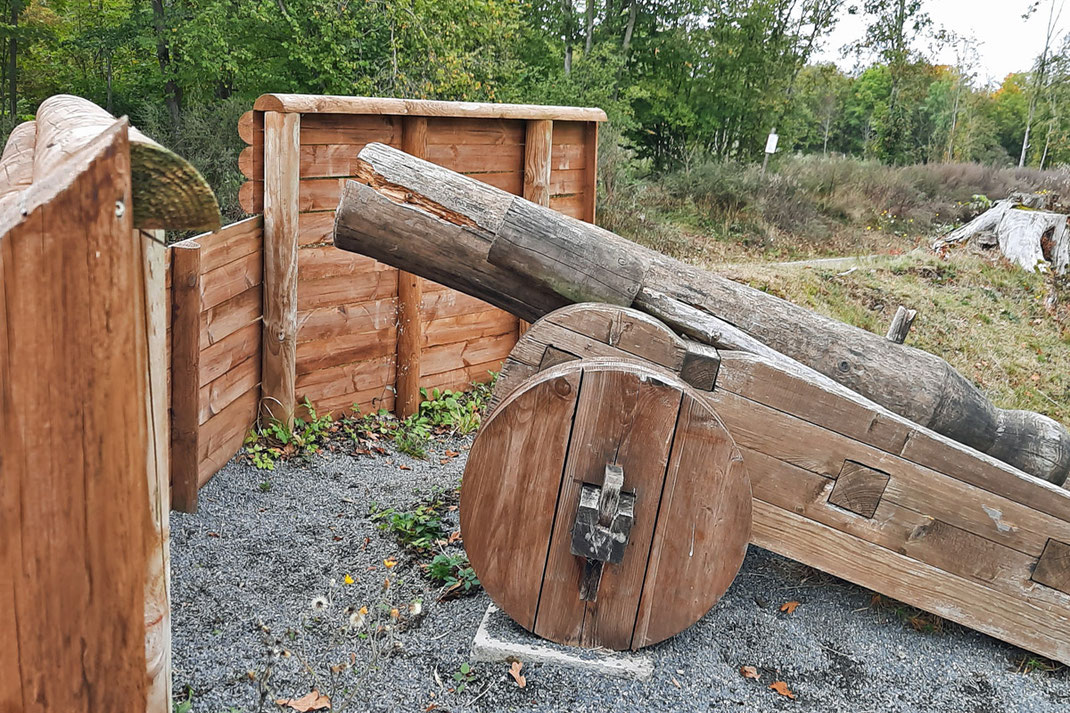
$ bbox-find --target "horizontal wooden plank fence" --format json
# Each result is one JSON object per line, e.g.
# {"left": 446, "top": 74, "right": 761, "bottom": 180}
{"left": 166, "top": 95, "right": 606, "bottom": 511}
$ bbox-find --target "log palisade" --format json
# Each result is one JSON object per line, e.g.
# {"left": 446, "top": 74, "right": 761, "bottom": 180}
{"left": 333, "top": 142, "right": 1070, "bottom": 486}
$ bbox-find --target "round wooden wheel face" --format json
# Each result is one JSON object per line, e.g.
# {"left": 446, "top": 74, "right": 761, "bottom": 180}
{"left": 461, "top": 358, "right": 751, "bottom": 650}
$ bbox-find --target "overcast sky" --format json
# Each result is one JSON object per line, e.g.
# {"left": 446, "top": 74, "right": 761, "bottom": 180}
{"left": 813, "top": 1, "right": 1067, "bottom": 87}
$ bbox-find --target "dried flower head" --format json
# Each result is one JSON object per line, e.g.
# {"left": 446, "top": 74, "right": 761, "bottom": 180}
{"left": 310, "top": 595, "right": 329, "bottom": 613}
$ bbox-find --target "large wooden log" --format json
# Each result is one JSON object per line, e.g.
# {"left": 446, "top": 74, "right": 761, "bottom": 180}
{"left": 333, "top": 143, "right": 1070, "bottom": 485}
{"left": 24, "top": 95, "right": 220, "bottom": 231}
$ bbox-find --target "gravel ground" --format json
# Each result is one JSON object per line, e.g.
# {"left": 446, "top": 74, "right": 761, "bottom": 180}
{"left": 171, "top": 440, "right": 1070, "bottom": 713}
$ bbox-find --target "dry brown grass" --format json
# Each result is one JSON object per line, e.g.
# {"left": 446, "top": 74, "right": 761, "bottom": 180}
{"left": 718, "top": 250, "right": 1070, "bottom": 427}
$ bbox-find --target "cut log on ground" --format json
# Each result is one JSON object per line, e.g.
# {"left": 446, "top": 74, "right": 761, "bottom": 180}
{"left": 10, "top": 95, "right": 220, "bottom": 231}
{"left": 333, "top": 143, "right": 1070, "bottom": 485}
{"left": 933, "top": 193, "right": 1069, "bottom": 274}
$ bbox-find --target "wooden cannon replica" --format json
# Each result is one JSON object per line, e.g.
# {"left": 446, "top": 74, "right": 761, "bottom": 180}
{"left": 333, "top": 143, "right": 1070, "bottom": 661}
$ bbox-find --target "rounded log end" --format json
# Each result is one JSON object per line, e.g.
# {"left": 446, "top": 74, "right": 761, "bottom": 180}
{"left": 991, "top": 409, "right": 1070, "bottom": 486}
{"left": 129, "top": 143, "right": 221, "bottom": 231}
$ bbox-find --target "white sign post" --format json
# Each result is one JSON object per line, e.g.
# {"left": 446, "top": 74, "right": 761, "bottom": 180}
{"left": 762, "top": 129, "right": 778, "bottom": 175}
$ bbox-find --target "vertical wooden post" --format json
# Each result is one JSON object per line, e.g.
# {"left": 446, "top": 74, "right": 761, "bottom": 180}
{"left": 261, "top": 111, "right": 300, "bottom": 429}
{"left": 170, "top": 241, "right": 202, "bottom": 513}
{"left": 521, "top": 118, "right": 554, "bottom": 335}
{"left": 582, "top": 121, "right": 599, "bottom": 223}
{"left": 396, "top": 116, "right": 428, "bottom": 418}
{"left": 0, "top": 119, "right": 155, "bottom": 712}
{"left": 140, "top": 229, "right": 172, "bottom": 712}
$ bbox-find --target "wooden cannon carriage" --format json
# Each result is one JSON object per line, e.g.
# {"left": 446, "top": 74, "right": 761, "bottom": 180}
{"left": 333, "top": 142, "right": 1070, "bottom": 662}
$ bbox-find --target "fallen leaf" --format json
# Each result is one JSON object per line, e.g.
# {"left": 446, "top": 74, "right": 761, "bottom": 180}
{"left": 780, "top": 601, "right": 800, "bottom": 614}
{"left": 343, "top": 574, "right": 354, "bottom": 585}
{"left": 740, "top": 665, "right": 759, "bottom": 680}
{"left": 445, "top": 449, "right": 460, "bottom": 458}
{"left": 332, "top": 536, "right": 343, "bottom": 542}
{"left": 383, "top": 577, "right": 391, "bottom": 590}
{"left": 509, "top": 661, "right": 526, "bottom": 688}
{"left": 276, "top": 690, "right": 331, "bottom": 711}
{"left": 448, "top": 531, "right": 461, "bottom": 544}
{"left": 671, "top": 677, "right": 681, "bottom": 688}
{"left": 390, "top": 607, "right": 400, "bottom": 619}
{"left": 400, "top": 465, "right": 412, "bottom": 471}
{"left": 207, "top": 532, "right": 220, "bottom": 538}
{"left": 439, "top": 459, "right": 450, "bottom": 465}
{"left": 384, "top": 557, "right": 398, "bottom": 568}
{"left": 769, "top": 681, "right": 796, "bottom": 700}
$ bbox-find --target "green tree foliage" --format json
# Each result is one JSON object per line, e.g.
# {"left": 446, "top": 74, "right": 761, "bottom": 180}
{"left": 8, "top": 0, "right": 1070, "bottom": 198}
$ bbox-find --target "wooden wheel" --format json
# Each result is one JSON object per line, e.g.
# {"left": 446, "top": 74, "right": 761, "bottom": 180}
{"left": 461, "top": 358, "right": 751, "bottom": 650}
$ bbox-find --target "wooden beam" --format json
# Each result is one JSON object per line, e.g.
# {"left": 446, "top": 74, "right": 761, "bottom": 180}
{"left": 583, "top": 121, "right": 598, "bottom": 223}
{"left": 139, "top": 228, "right": 172, "bottom": 711}
{"left": 395, "top": 117, "right": 428, "bottom": 418}
{"left": 0, "top": 118, "right": 155, "bottom": 712}
{"left": 261, "top": 111, "right": 301, "bottom": 429}
{"left": 519, "top": 119, "right": 553, "bottom": 336}
{"left": 254, "top": 94, "right": 608, "bottom": 122}
{"left": 170, "top": 241, "right": 202, "bottom": 513}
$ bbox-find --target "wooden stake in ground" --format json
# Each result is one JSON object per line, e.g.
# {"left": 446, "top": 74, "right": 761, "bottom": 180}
{"left": 333, "top": 143, "right": 1070, "bottom": 485}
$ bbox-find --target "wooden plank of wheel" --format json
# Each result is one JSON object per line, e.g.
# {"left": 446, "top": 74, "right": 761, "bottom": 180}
{"left": 460, "top": 358, "right": 752, "bottom": 650}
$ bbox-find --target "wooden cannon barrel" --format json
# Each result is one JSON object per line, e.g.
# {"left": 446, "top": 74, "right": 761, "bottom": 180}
{"left": 461, "top": 358, "right": 752, "bottom": 650}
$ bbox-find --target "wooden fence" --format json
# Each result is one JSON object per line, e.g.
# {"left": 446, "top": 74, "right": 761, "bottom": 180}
{"left": 166, "top": 95, "right": 606, "bottom": 511}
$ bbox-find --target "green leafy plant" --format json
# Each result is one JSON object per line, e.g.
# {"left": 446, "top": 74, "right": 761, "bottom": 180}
{"left": 394, "top": 414, "right": 432, "bottom": 458}
{"left": 244, "top": 397, "right": 334, "bottom": 470}
{"left": 428, "top": 553, "right": 480, "bottom": 594}
{"left": 453, "top": 662, "right": 477, "bottom": 693}
{"left": 370, "top": 498, "right": 449, "bottom": 552}
{"left": 172, "top": 687, "right": 194, "bottom": 713}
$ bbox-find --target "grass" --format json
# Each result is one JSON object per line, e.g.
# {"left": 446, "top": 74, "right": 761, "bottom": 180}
{"left": 719, "top": 252, "right": 1070, "bottom": 426}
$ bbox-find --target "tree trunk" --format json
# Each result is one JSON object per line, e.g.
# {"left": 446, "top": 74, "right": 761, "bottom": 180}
{"left": 585, "top": 0, "right": 594, "bottom": 53}
{"left": 622, "top": 0, "right": 636, "bottom": 54}
{"left": 563, "top": 0, "right": 573, "bottom": 74}
{"left": 8, "top": 0, "right": 17, "bottom": 125}
{"left": 150, "top": 0, "right": 181, "bottom": 127}
{"left": 333, "top": 143, "right": 1070, "bottom": 485}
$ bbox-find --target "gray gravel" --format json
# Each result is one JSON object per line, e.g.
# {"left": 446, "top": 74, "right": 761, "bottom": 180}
{"left": 171, "top": 441, "right": 1070, "bottom": 713}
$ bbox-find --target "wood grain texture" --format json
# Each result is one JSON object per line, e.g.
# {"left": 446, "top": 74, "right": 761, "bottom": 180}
{"left": 254, "top": 94, "right": 608, "bottom": 122}
{"left": 395, "top": 117, "right": 428, "bottom": 418}
{"left": 170, "top": 242, "right": 202, "bottom": 513}
{"left": 632, "top": 397, "right": 751, "bottom": 648}
{"left": 496, "top": 303, "right": 1070, "bottom": 664}
{"left": 523, "top": 120, "right": 553, "bottom": 207}
{"left": 461, "top": 369, "right": 582, "bottom": 629}
{"left": 34, "top": 94, "right": 219, "bottom": 230}
{"left": 139, "top": 229, "right": 172, "bottom": 712}
{"left": 332, "top": 142, "right": 1070, "bottom": 483}
{"left": 0, "top": 119, "right": 154, "bottom": 712}
{"left": 533, "top": 364, "right": 683, "bottom": 648}
{"left": 582, "top": 122, "right": 598, "bottom": 222}
{"left": 468, "top": 359, "right": 749, "bottom": 650}
{"left": 261, "top": 111, "right": 300, "bottom": 428}
{"left": 1032, "top": 539, "right": 1070, "bottom": 594}
{"left": 828, "top": 461, "right": 891, "bottom": 518}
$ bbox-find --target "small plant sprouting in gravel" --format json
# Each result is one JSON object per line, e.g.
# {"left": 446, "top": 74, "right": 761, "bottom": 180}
{"left": 369, "top": 491, "right": 453, "bottom": 552}
{"left": 243, "top": 397, "right": 335, "bottom": 470}
{"left": 428, "top": 553, "right": 480, "bottom": 596}
{"left": 453, "top": 662, "right": 477, "bottom": 693}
